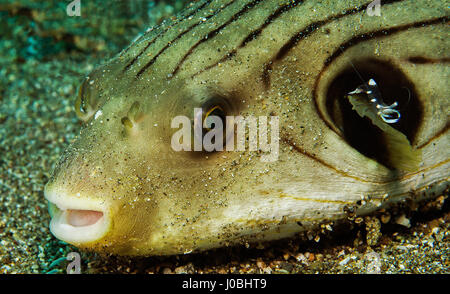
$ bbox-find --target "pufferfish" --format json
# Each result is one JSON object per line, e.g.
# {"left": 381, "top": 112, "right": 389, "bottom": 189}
{"left": 44, "top": 0, "right": 449, "bottom": 255}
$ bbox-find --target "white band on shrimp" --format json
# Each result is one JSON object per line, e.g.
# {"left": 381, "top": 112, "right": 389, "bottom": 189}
{"left": 348, "top": 78, "right": 401, "bottom": 124}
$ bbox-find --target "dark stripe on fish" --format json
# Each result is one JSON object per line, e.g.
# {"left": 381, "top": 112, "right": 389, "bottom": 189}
{"left": 407, "top": 56, "right": 450, "bottom": 64}
{"left": 171, "top": 0, "right": 266, "bottom": 77}
{"left": 124, "top": 0, "right": 214, "bottom": 72}
{"left": 191, "top": 50, "right": 237, "bottom": 78}
{"left": 136, "top": 0, "right": 238, "bottom": 78}
{"left": 120, "top": 0, "right": 212, "bottom": 58}
{"left": 417, "top": 123, "right": 450, "bottom": 149}
{"left": 282, "top": 136, "right": 389, "bottom": 184}
{"left": 313, "top": 16, "right": 449, "bottom": 143}
{"left": 239, "top": 0, "right": 304, "bottom": 48}
{"left": 275, "top": 0, "right": 404, "bottom": 61}
{"left": 260, "top": 0, "right": 404, "bottom": 88}
{"left": 261, "top": 62, "right": 273, "bottom": 89}
{"left": 324, "top": 16, "right": 450, "bottom": 66}
{"left": 190, "top": 0, "right": 306, "bottom": 78}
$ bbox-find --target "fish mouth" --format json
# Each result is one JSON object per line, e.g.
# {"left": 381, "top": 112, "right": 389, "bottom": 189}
{"left": 45, "top": 189, "right": 110, "bottom": 244}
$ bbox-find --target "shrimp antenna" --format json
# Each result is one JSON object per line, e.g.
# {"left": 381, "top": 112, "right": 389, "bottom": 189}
{"left": 339, "top": 46, "right": 365, "bottom": 83}
{"left": 399, "top": 86, "right": 411, "bottom": 110}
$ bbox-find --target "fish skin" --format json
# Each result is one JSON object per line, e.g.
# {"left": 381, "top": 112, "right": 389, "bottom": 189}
{"left": 45, "top": 0, "right": 449, "bottom": 255}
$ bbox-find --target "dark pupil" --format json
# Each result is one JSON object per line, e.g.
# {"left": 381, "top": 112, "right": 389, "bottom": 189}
{"left": 203, "top": 107, "right": 227, "bottom": 147}
{"left": 204, "top": 107, "right": 225, "bottom": 130}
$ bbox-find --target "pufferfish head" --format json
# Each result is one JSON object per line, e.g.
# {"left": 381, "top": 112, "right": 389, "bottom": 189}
{"left": 44, "top": 49, "right": 268, "bottom": 255}
{"left": 45, "top": 0, "right": 449, "bottom": 255}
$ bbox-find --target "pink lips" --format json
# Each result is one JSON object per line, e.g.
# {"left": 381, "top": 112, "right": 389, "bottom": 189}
{"left": 45, "top": 189, "right": 110, "bottom": 244}
{"left": 66, "top": 209, "right": 104, "bottom": 227}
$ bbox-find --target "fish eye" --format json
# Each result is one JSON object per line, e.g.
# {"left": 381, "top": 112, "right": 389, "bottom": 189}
{"left": 203, "top": 105, "right": 226, "bottom": 131}
{"left": 74, "top": 80, "right": 89, "bottom": 120}
{"left": 192, "top": 97, "right": 235, "bottom": 153}
{"left": 74, "top": 78, "right": 100, "bottom": 122}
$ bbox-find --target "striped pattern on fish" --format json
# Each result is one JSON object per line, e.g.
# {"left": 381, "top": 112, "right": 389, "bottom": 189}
{"left": 44, "top": 0, "right": 449, "bottom": 255}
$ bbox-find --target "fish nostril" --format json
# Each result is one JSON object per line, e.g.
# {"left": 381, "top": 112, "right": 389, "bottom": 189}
{"left": 66, "top": 209, "right": 104, "bottom": 227}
